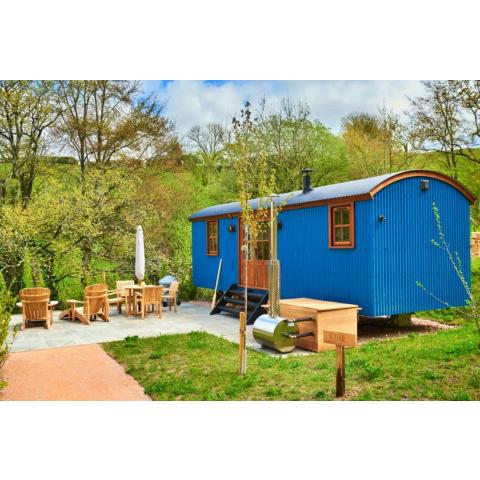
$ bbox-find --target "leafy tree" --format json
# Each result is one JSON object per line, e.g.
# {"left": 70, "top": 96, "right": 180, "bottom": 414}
{"left": 342, "top": 109, "right": 413, "bottom": 178}
{"left": 186, "top": 123, "right": 228, "bottom": 186}
{"left": 217, "top": 98, "right": 348, "bottom": 195}
{"left": 253, "top": 98, "right": 347, "bottom": 192}
{"left": 0, "top": 80, "right": 58, "bottom": 206}
{"left": 52, "top": 81, "right": 180, "bottom": 286}
{"left": 409, "top": 81, "right": 467, "bottom": 179}
{"left": 232, "top": 102, "right": 276, "bottom": 374}
{"left": 0, "top": 164, "right": 138, "bottom": 295}
{"left": 307, "top": 121, "right": 348, "bottom": 186}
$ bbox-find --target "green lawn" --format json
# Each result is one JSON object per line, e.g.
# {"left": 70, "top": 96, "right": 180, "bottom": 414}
{"left": 103, "top": 325, "right": 480, "bottom": 401}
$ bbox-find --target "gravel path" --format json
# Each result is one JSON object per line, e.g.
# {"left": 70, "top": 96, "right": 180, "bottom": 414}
{"left": 0, "top": 344, "right": 150, "bottom": 401}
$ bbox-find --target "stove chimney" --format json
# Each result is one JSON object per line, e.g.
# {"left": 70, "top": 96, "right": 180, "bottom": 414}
{"left": 302, "top": 168, "right": 313, "bottom": 194}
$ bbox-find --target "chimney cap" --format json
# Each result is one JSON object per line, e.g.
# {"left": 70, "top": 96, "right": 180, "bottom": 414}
{"left": 302, "top": 168, "right": 313, "bottom": 194}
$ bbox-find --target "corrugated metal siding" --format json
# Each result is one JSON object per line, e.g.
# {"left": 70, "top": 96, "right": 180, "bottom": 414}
{"left": 191, "top": 176, "right": 471, "bottom": 316}
{"left": 191, "top": 217, "right": 238, "bottom": 291}
{"left": 371, "top": 177, "right": 470, "bottom": 316}
{"left": 277, "top": 201, "right": 376, "bottom": 314}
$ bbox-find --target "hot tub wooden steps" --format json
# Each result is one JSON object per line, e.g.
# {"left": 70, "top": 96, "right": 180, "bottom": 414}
{"left": 211, "top": 283, "right": 268, "bottom": 324}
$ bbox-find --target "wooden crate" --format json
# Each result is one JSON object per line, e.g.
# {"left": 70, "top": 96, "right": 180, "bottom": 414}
{"left": 278, "top": 298, "right": 359, "bottom": 352}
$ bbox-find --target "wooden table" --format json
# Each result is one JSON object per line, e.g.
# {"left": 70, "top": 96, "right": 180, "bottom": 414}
{"left": 124, "top": 285, "right": 160, "bottom": 316}
{"left": 278, "top": 298, "right": 360, "bottom": 352}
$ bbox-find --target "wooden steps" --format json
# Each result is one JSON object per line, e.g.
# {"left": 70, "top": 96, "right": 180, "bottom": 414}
{"left": 210, "top": 284, "right": 268, "bottom": 325}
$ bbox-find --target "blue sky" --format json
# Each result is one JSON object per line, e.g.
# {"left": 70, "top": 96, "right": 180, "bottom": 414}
{"left": 141, "top": 80, "right": 426, "bottom": 136}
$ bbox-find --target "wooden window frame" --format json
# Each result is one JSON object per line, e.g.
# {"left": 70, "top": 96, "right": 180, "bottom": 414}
{"left": 252, "top": 220, "right": 270, "bottom": 261}
{"left": 328, "top": 202, "right": 355, "bottom": 249}
{"left": 207, "top": 220, "right": 219, "bottom": 256}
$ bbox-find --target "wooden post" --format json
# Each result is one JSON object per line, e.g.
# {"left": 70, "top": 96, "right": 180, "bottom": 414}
{"left": 323, "top": 330, "right": 356, "bottom": 398}
{"left": 211, "top": 258, "right": 223, "bottom": 309}
{"left": 239, "top": 311, "right": 247, "bottom": 375}
{"left": 336, "top": 345, "right": 345, "bottom": 397}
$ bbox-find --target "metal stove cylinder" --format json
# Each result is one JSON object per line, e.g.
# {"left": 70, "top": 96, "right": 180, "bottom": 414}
{"left": 253, "top": 314, "right": 299, "bottom": 353}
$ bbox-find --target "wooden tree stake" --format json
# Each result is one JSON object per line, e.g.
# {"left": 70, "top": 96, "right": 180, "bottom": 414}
{"left": 239, "top": 311, "right": 247, "bottom": 374}
{"left": 336, "top": 345, "right": 345, "bottom": 397}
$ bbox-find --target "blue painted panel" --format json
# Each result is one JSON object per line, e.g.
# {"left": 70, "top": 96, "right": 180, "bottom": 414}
{"left": 191, "top": 217, "right": 238, "bottom": 291}
{"left": 371, "top": 177, "right": 470, "bottom": 316}
{"left": 277, "top": 201, "right": 376, "bottom": 314}
{"left": 191, "top": 176, "right": 471, "bottom": 317}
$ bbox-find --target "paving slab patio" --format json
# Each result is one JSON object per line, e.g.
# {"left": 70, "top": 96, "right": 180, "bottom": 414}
{"left": 7, "top": 302, "right": 271, "bottom": 353}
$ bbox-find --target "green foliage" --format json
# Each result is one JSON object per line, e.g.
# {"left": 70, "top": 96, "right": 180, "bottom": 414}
{"left": 21, "top": 249, "right": 34, "bottom": 288}
{"left": 0, "top": 288, "right": 17, "bottom": 379}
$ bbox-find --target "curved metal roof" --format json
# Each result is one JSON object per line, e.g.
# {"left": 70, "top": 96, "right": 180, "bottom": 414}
{"left": 189, "top": 170, "right": 475, "bottom": 220}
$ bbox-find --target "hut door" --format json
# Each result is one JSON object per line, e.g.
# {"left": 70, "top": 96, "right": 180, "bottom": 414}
{"left": 239, "top": 220, "right": 269, "bottom": 289}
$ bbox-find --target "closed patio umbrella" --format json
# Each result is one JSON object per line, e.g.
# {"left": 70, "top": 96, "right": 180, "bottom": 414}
{"left": 135, "top": 225, "right": 145, "bottom": 284}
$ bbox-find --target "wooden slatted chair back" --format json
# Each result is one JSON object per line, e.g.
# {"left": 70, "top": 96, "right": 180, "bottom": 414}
{"left": 20, "top": 287, "right": 50, "bottom": 321}
{"left": 141, "top": 286, "right": 163, "bottom": 304}
{"left": 116, "top": 280, "right": 135, "bottom": 297}
{"left": 169, "top": 281, "right": 179, "bottom": 295}
{"left": 84, "top": 284, "right": 108, "bottom": 316}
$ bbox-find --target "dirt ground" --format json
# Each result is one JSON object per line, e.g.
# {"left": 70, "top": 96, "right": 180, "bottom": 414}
{"left": 0, "top": 344, "right": 150, "bottom": 401}
{"left": 192, "top": 299, "right": 455, "bottom": 343}
{"left": 357, "top": 316, "right": 454, "bottom": 343}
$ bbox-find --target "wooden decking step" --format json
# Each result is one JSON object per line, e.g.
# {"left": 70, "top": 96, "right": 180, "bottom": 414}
{"left": 211, "top": 284, "right": 268, "bottom": 324}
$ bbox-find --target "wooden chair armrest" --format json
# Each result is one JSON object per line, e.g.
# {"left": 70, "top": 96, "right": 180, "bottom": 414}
{"left": 48, "top": 301, "right": 59, "bottom": 308}
{"left": 67, "top": 299, "right": 83, "bottom": 304}
{"left": 16, "top": 302, "right": 23, "bottom": 308}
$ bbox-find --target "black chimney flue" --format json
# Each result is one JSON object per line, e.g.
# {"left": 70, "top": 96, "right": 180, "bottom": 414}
{"left": 302, "top": 168, "right": 313, "bottom": 194}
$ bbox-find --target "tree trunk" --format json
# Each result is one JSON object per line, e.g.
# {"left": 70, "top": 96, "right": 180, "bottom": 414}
{"left": 81, "top": 239, "right": 91, "bottom": 287}
{"left": 19, "top": 173, "right": 34, "bottom": 208}
{"left": 42, "top": 255, "right": 59, "bottom": 299}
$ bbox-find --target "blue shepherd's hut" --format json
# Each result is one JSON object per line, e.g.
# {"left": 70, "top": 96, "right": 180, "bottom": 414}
{"left": 189, "top": 170, "right": 475, "bottom": 323}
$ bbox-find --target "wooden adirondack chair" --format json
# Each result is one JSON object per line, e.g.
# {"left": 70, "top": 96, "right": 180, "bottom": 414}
{"left": 164, "top": 281, "right": 179, "bottom": 313}
{"left": 135, "top": 286, "right": 163, "bottom": 319}
{"left": 19, "top": 287, "right": 56, "bottom": 330}
{"left": 64, "top": 284, "right": 109, "bottom": 325}
{"left": 108, "top": 280, "right": 135, "bottom": 314}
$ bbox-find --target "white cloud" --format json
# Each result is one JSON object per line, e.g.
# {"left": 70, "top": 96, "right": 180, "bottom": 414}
{"left": 144, "top": 80, "right": 426, "bottom": 136}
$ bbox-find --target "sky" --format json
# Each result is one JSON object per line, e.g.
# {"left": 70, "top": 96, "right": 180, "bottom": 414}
{"left": 141, "top": 80, "right": 426, "bottom": 137}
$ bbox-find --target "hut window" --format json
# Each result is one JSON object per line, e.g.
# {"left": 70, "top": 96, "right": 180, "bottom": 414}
{"left": 254, "top": 223, "right": 270, "bottom": 260}
{"left": 207, "top": 220, "right": 218, "bottom": 255}
{"left": 329, "top": 203, "right": 355, "bottom": 248}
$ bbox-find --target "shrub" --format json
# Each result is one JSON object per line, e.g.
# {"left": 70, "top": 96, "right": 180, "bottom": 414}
{"left": 0, "top": 289, "right": 17, "bottom": 380}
